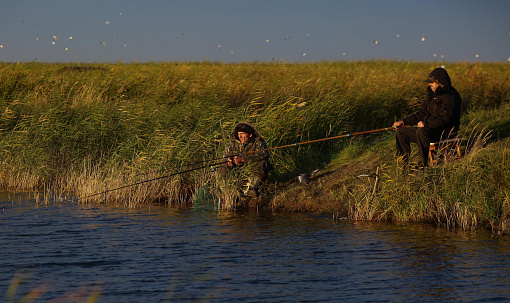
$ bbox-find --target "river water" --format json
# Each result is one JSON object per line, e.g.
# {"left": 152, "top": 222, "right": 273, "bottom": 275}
{"left": 1, "top": 191, "right": 510, "bottom": 302}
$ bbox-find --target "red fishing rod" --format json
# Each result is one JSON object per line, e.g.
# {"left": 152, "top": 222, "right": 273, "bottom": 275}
{"left": 236, "top": 126, "right": 400, "bottom": 157}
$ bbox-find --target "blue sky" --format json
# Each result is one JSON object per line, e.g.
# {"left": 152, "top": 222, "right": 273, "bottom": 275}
{"left": 1, "top": 0, "right": 509, "bottom": 63}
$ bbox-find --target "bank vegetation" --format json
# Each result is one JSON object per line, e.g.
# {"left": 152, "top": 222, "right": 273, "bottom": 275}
{"left": 0, "top": 61, "right": 508, "bottom": 233}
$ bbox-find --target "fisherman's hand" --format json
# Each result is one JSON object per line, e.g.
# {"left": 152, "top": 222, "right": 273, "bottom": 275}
{"left": 233, "top": 156, "right": 244, "bottom": 165}
{"left": 417, "top": 121, "right": 425, "bottom": 128}
{"left": 227, "top": 157, "right": 234, "bottom": 167}
{"left": 392, "top": 121, "right": 404, "bottom": 129}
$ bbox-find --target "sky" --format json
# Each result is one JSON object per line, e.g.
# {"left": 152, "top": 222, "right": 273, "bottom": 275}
{"left": 0, "top": 0, "right": 509, "bottom": 63}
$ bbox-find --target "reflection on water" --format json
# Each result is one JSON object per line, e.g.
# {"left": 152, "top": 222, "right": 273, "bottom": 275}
{"left": 1, "top": 191, "right": 510, "bottom": 302}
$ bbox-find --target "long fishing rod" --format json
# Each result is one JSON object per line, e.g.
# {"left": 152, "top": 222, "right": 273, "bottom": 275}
{"left": 163, "top": 126, "right": 400, "bottom": 170}
{"left": 234, "top": 126, "right": 399, "bottom": 158}
{"left": 79, "top": 125, "right": 401, "bottom": 200}
{"left": 78, "top": 160, "right": 227, "bottom": 202}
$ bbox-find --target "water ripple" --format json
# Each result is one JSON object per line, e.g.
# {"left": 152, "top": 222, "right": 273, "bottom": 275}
{"left": 1, "top": 201, "right": 509, "bottom": 302}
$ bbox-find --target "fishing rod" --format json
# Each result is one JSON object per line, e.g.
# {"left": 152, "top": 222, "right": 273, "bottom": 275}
{"left": 161, "top": 126, "right": 401, "bottom": 171}
{"left": 78, "top": 159, "right": 227, "bottom": 202}
{"left": 234, "top": 126, "right": 399, "bottom": 158}
{"left": 79, "top": 125, "right": 402, "bottom": 200}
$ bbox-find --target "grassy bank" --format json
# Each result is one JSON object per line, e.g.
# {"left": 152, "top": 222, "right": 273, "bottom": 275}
{"left": 0, "top": 61, "right": 509, "bottom": 232}
{"left": 273, "top": 105, "right": 510, "bottom": 234}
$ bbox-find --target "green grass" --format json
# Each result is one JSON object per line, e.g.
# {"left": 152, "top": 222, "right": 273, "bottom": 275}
{"left": 0, "top": 60, "right": 509, "bottom": 231}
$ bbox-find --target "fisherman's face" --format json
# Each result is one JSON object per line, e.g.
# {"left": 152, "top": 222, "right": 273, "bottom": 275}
{"left": 237, "top": 132, "right": 252, "bottom": 144}
{"left": 428, "top": 82, "right": 440, "bottom": 92}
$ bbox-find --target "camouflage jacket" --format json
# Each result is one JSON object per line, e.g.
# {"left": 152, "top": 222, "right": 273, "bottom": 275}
{"left": 223, "top": 122, "right": 270, "bottom": 165}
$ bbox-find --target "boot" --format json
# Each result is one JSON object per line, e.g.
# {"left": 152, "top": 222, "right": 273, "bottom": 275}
{"left": 243, "top": 176, "right": 261, "bottom": 198}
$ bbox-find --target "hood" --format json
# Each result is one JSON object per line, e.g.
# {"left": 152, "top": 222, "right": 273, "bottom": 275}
{"left": 230, "top": 122, "right": 264, "bottom": 142}
{"left": 426, "top": 67, "right": 452, "bottom": 91}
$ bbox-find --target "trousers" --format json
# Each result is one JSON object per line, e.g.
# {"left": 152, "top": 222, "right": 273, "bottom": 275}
{"left": 395, "top": 127, "right": 450, "bottom": 166}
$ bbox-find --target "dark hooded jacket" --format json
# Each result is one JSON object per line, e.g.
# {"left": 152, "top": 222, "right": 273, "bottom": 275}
{"left": 221, "top": 122, "right": 271, "bottom": 179}
{"left": 403, "top": 68, "right": 462, "bottom": 137}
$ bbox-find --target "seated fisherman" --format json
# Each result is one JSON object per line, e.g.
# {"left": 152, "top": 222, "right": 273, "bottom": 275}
{"left": 392, "top": 67, "right": 462, "bottom": 170}
{"left": 220, "top": 122, "right": 272, "bottom": 197}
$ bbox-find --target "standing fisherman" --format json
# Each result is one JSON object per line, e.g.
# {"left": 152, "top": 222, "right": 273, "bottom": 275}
{"left": 392, "top": 67, "right": 462, "bottom": 170}
{"left": 220, "top": 122, "right": 272, "bottom": 197}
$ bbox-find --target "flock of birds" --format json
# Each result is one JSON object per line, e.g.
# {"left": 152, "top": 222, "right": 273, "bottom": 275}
{"left": 0, "top": 13, "right": 129, "bottom": 54}
{"left": 1, "top": 13, "right": 509, "bottom": 62}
